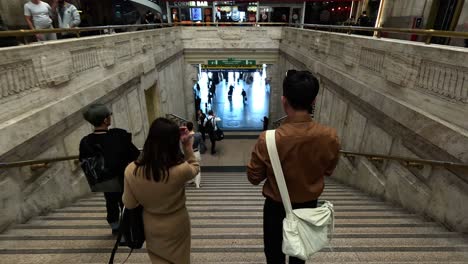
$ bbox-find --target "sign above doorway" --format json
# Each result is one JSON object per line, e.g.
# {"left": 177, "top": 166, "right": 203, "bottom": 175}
{"left": 207, "top": 58, "right": 256, "bottom": 66}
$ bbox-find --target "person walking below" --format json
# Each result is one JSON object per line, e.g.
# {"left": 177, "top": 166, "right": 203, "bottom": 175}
{"left": 247, "top": 70, "right": 340, "bottom": 264}
{"left": 197, "top": 109, "right": 207, "bottom": 142}
{"left": 241, "top": 89, "right": 247, "bottom": 104}
{"left": 204, "top": 110, "right": 221, "bottom": 155}
{"left": 228, "top": 85, "right": 234, "bottom": 101}
{"left": 54, "top": 0, "right": 81, "bottom": 39}
{"left": 24, "top": 0, "right": 57, "bottom": 41}
{"left": 187, "top": 122, "right": 202, "bottom": 188}
{"left": 123, "top": 118, "right": 199, "bottom": 264}
{"left": 261, "top": 116, "right": 269, "bottom": 131}
{"left": 79, "top": 104, "right": 140, "bottom": 235}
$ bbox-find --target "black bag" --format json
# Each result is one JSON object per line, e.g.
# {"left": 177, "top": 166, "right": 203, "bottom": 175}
{"left": 199, "top": 141, "right": 207, "bottom": 154}
{"left": 205, "top": 117, "right": 215, "bottom": 133}
{"left": 80, "top": 138, "right": 112, "bottom": 187}
{"left": 109, "top": 206, "right": 145, "bottom": 264}
{"left": 215, "top": 128, "right": 224, "bottom": 141}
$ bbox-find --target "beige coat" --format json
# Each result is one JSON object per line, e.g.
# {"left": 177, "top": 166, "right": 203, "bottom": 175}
{"left": 123, "top": 149, "right": 199, "bottom": 264}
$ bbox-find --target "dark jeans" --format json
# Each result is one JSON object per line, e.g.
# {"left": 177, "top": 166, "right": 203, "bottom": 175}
{"left": 104, "top": 192, "right": 123, "bottom": 225}
{"left": 208, "top": 132, "right": 216, "bottom": 154}
{"left": 199, "top": 127, "right": 206, "bottom": 142}
{"left": 263, "top": 198, "right": 318, "bottom": 264}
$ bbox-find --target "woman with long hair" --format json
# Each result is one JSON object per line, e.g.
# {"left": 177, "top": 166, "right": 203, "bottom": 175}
{"left": 123, "top": 118, "right": 199, "bottom": 263}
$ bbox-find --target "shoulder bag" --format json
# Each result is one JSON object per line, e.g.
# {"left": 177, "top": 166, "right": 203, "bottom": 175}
{"left": 109, "top": 205, "right": 145, "bottom": 264}
{"left": 265, "top": 130, "right": 334, "bottom": 260}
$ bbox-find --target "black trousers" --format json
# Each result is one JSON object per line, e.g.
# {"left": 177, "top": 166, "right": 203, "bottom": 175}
{"left": 104, "top": 192, "right": 123, "bottom": 225}
{"left": 208, "top": 132, "right": 216, "bottom": 154}
{"left": 263, "top": 198, "right": 318, "bottom": 264}
{"left": 199, "top": 127, "right": 206, "bottom": 142}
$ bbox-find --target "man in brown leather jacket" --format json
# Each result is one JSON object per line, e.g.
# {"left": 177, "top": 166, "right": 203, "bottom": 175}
{"left": 247, "top": 70, "right": 340, "bottom": 264}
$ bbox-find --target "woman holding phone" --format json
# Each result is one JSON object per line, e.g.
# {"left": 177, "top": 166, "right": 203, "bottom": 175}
{"left": 123, "top": 118, "right": 199, "bottom": 263}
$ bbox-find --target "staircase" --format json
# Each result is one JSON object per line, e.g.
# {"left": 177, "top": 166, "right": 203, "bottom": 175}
{"left": 0, "top": 169, "right": 467, "bottom": 263}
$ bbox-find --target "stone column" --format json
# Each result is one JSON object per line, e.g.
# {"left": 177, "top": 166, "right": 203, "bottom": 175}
{"left": 267, "top": 63, "right": 284, "bottom": 124}
{"left": 183, "top": 63, "right": 197, "bottom": 122}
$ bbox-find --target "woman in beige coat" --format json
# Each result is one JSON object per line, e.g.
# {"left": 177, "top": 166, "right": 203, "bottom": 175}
{"left": 123, "top": 118, "right": 199, "bottom": 264}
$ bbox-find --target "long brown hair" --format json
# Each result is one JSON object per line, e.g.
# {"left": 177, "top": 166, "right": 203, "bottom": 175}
{"left": 134, "top": 118, "right": 184, "bottom": 182}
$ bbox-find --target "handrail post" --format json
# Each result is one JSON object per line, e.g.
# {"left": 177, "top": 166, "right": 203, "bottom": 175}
{"left": 425, "top": 34, "right": 432, "bottom": 45}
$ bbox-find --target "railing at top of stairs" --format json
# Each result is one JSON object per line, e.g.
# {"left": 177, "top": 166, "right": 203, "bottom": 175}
{"left": 165, "top": 113, "right": 190, "bottom": 126}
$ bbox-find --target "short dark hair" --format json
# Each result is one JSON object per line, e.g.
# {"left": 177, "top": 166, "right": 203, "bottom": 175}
{"left": 83, "top": 104, "right": 112, "bottom": 127}
{"left": 283, "top": 70, "right": 319, "bottom": 111}
{"left": 208, "top": 110, "right": 214, "bottom": 115}
{"left": 187, "top": 122, "right": 194, "bottom": 131}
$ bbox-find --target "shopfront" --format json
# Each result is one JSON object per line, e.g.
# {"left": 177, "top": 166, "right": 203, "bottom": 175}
{"left": 168, "top": 1, "right": 211, "bottom": 22}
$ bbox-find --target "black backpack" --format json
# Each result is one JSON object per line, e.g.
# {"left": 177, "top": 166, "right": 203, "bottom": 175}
{"left": 80, "top": 138, "right": 112, "bottom": 188}
{"left": 205, "top": 117, "right": 215, "bottom": 133}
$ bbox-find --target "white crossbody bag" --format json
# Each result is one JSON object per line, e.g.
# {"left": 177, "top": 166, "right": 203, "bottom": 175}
{"left": 265, "top": 130, "right": 334, "bottom": 260}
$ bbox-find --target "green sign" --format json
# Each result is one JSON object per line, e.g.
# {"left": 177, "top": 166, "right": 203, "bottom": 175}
{"left": 207, "top": 58, "right": 256, "bottom": 66}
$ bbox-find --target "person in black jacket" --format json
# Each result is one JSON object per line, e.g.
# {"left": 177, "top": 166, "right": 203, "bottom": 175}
{"left": 79, "top": 104, "right": 140, "bottom": 235}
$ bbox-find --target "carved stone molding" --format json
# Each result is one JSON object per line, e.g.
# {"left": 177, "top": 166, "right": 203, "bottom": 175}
{"left": 359, "top": 47, "right": 385, "bottom": 74}
{"left": 416, "top": 60, "right": 468, "bottom": 103}
{"left": 0, "top": 60, "right": 39, "bottom": 98}
{"left": 71, "top": 48, "right": 99, "bottom": 74}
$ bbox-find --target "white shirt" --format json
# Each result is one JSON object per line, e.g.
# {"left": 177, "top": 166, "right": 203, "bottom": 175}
{"left": 204, "top": 115, "right": 221, "bottom": 131}
{"left": 24, "top": 1, "right": 53, "bottom": 29}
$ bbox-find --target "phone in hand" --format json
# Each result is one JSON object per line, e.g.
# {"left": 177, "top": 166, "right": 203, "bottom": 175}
{"left": 179, "top": 126, "right": 188, "bottom": 137}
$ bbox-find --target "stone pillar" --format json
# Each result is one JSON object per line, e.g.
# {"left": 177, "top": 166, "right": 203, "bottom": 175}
{"left": 267, "top": 63, "right": 284, "bottom": 123}
{"left": 183, "top": 63, "right": 197, "bottom": 122}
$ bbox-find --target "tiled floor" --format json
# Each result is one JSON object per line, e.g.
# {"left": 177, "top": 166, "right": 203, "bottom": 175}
{"left": 198, "top": 71, "right": 270, "bottom": 131}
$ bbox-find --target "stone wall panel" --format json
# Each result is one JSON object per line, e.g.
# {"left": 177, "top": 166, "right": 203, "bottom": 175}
{"left": 383, "top": 53, "right": 418, "bottom": 87}
{"left": 63, "top": 123, "right": 91, "bottom": 171}
{"left": 384, "top": 161, "right": 431, "bottom": 215}
{"left": 329, "top": 95, "right": 348, "bottom": 140}
{"left": 342, "top": 108, "right": 367, "bottom": 152}
{"left": 112, "top": 95, "right": 131, "bottom": 132}
{"left": 355, "top": 157, "right": 386, "bottom": 197}
{"left": 318, "top": 88, "right": 334, "bottom": 126}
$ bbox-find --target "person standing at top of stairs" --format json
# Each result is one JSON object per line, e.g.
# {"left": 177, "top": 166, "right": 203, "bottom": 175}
{"left": 247, "top": 70, "right": 340, "bottom": 264}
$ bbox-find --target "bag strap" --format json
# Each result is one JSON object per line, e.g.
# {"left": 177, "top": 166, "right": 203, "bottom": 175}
{"left": 265, "top": 130, "right": 293, "bottom": 216}
{"left": 108, "top": 207, "right": 133, "bottom": 264}
{"left": 108, "top": 230, "right": 121, "bottom": 264}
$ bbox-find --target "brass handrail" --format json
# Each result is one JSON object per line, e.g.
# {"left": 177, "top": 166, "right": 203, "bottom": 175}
{"left": 341, "top": 151, "right": 468, "bottom": 169}
{"left": 2, "top": 22, "right": 467, "bottom": 43}
{"left": 0, "top": 22, "right": 287, "bottom": 38}
{"left": 299, "top": 23, "right": 468, "bottom": 44}
{"left": 1, "top": 149, "right": 467, "bottom": 170}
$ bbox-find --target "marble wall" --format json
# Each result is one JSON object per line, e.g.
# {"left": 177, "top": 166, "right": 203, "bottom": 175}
{"left": 278, "top": 27, "right": 468, "bottom": 232}
{"left": 1, "top": 26, "right": 467, "bottom": 233}
{"left": 0, "top": 28, "right": 189, "bottom": 231}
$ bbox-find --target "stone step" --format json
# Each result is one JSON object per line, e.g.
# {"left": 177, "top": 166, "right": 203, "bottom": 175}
{"left": 1, "top": 250, "right": 468, "bottom": 263}
{"left": 2, "top": 237, "right": 468, "bottom": 249}
{"left": 1, "top": 174, "right": 467, "bottom": 263}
